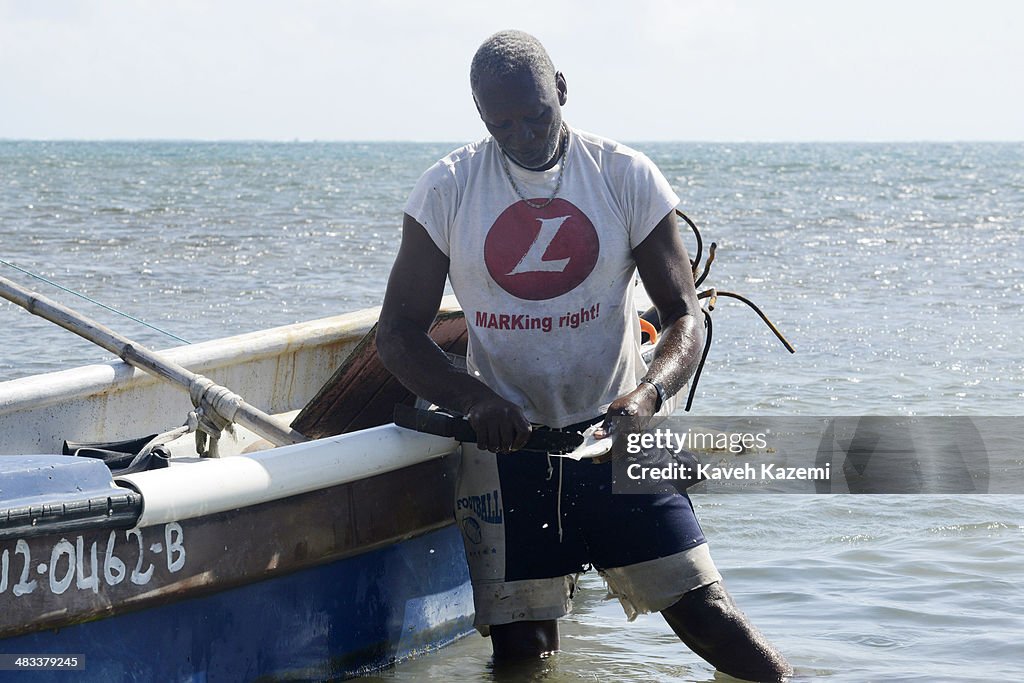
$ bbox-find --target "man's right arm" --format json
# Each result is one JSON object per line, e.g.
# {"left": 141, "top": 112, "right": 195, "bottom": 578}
{"left": 377, "top": 213, "right": 531, "bottom": 453}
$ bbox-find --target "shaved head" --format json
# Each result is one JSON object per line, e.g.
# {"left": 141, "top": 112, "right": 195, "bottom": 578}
{"left": 470, "top": 30, "right": 568, "bottom": 170}
{"left": 470, "top": 30, "right": 556, "bottom": 96}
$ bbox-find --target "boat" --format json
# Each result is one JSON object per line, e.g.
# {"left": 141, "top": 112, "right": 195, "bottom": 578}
{"left": 0, "top": 295, "right": 475, "bottom": 681}
{"left": 0, "top": 209, "right": 801, "bottom": 680}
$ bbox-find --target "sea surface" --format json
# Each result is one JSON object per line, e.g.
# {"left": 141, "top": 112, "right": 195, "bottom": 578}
{"left": 1, "top": 140, "right": 1022, "bottom": 681}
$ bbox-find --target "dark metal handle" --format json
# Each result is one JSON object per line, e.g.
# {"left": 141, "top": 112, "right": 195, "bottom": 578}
{"left": 392, "top": 404, "right": 584, "bottom": 454}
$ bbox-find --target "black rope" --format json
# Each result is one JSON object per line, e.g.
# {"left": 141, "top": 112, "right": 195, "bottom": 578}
{"left": 670, "top": 209, "right": 795, "bottom": 411}
{"left": 702, "top": 290, "right": 795, "bottom": 353}
{"left": 676, "top": 209, "right": 702, "bottom": 278}
{"left": 694, "top": 242, "right": 717, "bottom": 288}
{"left": 685, "top": 310, "right": 713, "bottom": 412}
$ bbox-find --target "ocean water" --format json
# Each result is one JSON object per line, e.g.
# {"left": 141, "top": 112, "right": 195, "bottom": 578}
{"left": 1, "top": 140, "right": 1022, "bottom": 681}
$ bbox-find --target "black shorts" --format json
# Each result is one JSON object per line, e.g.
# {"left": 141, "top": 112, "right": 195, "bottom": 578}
{"left": 454, "top": 444, "right": 722, "bottom": 631}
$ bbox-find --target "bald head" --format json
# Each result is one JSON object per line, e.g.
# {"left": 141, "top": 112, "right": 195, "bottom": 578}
{"left": 470, "top": 30, "right": 557, "bottom": 96}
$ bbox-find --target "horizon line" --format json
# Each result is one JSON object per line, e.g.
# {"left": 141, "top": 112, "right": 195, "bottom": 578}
{"left": 2, "top": 137, "right": 1022, "bottom": 145}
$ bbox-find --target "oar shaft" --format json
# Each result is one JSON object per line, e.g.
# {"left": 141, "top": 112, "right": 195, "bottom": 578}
{"left": 0, "top": 275, "right": 306, "bottom": 447}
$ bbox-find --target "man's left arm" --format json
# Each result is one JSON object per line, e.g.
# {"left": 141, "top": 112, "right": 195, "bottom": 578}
{"left": 604, "top": 209, "right": 704, "bottom": 430}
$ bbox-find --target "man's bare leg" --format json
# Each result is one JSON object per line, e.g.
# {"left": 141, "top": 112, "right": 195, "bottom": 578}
{"left": 490, "top": 619, "right": 560, "bottom": 661}
{"left": 661, "top": 582, "right": 792, "bottom": 682}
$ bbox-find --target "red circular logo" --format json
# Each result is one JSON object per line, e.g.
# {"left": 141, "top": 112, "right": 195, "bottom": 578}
{"left": 484, "top": 199, "right": 599, "bottom": 301}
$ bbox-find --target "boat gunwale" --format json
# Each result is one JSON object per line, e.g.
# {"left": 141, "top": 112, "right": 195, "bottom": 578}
{"left": 117, "top": 424, "right": 458, "bottom": 528}
{"left": 0, "top": 307, "right": 383, "bottom": 416}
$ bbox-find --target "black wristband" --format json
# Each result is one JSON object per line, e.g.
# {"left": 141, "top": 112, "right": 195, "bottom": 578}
{"left": 640, "top": 378, "right": 665, "bottom": 412}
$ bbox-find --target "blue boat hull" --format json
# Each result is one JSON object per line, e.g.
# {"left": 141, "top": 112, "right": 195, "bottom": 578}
{"left": 2, "top": 524, "right": 472, "bottom": 681}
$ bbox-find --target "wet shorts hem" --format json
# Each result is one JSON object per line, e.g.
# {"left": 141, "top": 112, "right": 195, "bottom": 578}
{"left": 599, "top": 543, "right": 723, "bottom": 620}
{"left": 471, "top": 575, "right": 577, "bottom": 636}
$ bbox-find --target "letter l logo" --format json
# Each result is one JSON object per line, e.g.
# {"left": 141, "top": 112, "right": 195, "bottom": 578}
{"left": 506, "top": 215, "right": 572, "bottom": 275}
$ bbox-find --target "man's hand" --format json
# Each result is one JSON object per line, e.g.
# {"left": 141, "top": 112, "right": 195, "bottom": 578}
{"left": 592, "top": 382, "right": 659, "bottom": 463}
{"left": 466, "top": 395, "right": 532, "bottom": 453}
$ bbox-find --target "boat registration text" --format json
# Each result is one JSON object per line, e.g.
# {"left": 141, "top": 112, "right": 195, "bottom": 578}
{"left": 0, "top": 523, "right": 186, "bottom": 598}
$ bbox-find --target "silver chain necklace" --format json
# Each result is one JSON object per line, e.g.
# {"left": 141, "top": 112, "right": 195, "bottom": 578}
{"left": 500, "top": 123, "right": 569, "bottom": 209}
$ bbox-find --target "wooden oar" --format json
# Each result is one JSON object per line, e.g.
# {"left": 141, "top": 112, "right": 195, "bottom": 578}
{"left": 0, "top": 275, "right": 307, "bottom": 447}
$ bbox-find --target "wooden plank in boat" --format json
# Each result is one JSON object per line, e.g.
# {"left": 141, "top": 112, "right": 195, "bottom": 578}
{"left": 292, "top": 310, "right": 467, "bottom": 439}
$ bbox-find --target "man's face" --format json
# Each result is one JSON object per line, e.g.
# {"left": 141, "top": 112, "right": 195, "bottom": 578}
{"left": 474, "top": 69, "right": 567, "bottom": 171}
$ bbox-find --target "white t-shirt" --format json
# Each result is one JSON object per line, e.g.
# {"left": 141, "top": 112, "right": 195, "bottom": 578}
{"left": 405, "top": 126, "right": 679, "bottom": 428}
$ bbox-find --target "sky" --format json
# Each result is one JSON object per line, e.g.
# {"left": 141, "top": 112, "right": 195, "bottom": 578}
{"left": 1, "top": 0, "right": 1021, "bottom": 142}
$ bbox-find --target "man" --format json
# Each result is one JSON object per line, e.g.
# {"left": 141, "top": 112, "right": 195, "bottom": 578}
{"left": 377, "top": 30, "right": 791, "bottom": 682}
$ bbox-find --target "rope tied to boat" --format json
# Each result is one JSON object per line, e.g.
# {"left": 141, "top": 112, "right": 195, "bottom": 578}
{"left": 188, "top": 376, "right": 241, "bottom": 457}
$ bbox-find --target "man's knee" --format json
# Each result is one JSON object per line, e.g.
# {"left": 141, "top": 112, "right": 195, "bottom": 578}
{"left": 490, "top": 619, "right": 560, "bottom": 661}
{"left": 666, "top": 581, "right": 738, "bottom": 645}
